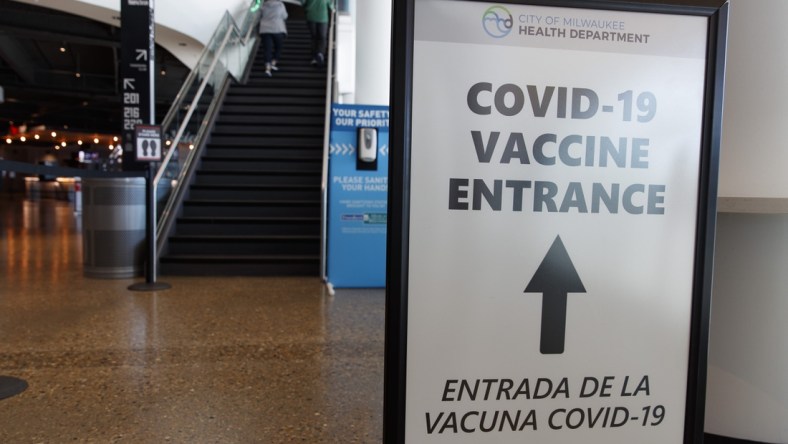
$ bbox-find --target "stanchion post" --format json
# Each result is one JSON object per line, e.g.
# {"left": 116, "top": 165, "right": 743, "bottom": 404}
{"left": 128, "top": 126, "right": 171, "bottom": 292}
{"left": 147, "top": 162, "right": 157, "bottom": 284}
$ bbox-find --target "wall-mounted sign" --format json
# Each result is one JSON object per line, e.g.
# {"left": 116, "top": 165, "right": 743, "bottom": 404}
{"left": 384, "top": 1, "right": 728, "bottom": 443}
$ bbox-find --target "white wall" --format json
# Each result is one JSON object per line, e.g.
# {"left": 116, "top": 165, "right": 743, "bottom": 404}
{"left": 13, "top": 0, "right": 253, "bottom": 69}
{"left": 353, "top": 0, "right": 390, "bottom": 106}
{"left": 336, "top": 7, "right": 356, "bottom": 103}
{"left": 718, "top": 0, "right": 788, "bottom": 199}
{"left": 707, "top": 214, "right": 788, "bottom": 443}
{"left": 705, "top": 1, "right": 788, "bottom": 442}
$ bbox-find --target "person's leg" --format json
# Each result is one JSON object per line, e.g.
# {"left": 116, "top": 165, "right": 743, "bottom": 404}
{"left": 262, "top": 34, "right": 274, "bottom": 76}
{"left": 316, "top": 22, "right": 328, "bottom": 64}
{"left": 306, "top": 21, "right": 319, "bottom": 63}
{"left": 271, "top": 33, "right": 285, "bottom": 68}
{"left": 262, "top": 34, "right": 274, "bottom": 63}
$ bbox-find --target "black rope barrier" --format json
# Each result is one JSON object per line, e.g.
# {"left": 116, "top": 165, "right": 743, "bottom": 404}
{"left": 0, "top": 160, "right": 147, "bottom": 178}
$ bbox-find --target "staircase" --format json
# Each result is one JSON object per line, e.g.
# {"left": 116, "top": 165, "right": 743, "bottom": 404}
{"left": 160, "top": 21, "right": 325, "bottom": 276}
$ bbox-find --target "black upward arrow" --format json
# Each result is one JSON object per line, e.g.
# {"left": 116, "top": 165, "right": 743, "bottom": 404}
{"left": 525, "top": 236, "right": 586, "bottom": 355}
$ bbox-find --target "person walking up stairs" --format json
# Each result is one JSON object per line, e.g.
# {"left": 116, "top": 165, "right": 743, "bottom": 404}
{"left": 259, "top": 0, "right": 288, "bottom": 77}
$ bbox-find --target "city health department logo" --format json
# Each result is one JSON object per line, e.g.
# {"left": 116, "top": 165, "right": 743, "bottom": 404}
{"left": 482, "top": 5, "right": 513, "bottom": 38}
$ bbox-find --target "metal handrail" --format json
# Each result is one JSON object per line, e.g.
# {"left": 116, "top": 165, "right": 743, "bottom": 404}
{"left": 154, "top": 3, "right": 262, "bottom": 248}
{"left": 320, "top": 7, "right": 339, "bottom": 281}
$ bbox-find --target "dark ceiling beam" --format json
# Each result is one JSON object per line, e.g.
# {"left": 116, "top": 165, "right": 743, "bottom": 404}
{"left": 3, "top": 84, "right": 118, "bottom": 104}
{"left": 0, "top": 26, "right": 119, "bottom": 49}
{"left": 0, "top": 0, "right": 118, "bottom": 44}
{"left": 0, "top": 35, "right": 35, "bottom": 83}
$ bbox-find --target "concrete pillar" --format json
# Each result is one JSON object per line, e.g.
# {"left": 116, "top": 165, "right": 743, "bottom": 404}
{"left": 354, "top": 0, "right": 391, "bottom": 105}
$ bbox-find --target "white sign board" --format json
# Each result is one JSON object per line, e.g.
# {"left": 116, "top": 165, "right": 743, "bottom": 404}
{"left": 385, "top": 0, "right": 727, "bottom": 443}
{"left": 135, "top": 125, "right": 162, "bottom": 162}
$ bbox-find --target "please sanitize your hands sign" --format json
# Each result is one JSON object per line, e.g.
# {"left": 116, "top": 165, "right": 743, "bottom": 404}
{"left": 384, "top": 0, "right": 728, "bottom": 443}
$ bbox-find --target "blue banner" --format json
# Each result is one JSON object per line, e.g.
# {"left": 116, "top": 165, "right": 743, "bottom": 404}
{"left": 327, "top": 104, "right": 389, "bottom": 288}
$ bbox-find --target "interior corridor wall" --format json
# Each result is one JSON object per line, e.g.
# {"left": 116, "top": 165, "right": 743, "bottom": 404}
{"left": 706, "top": 0, "right": 788, "bottom": 442}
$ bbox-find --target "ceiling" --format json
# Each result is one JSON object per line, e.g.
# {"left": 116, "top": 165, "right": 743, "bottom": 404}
{"left": 0, "top": 0, "right": 188, "bottom": 139}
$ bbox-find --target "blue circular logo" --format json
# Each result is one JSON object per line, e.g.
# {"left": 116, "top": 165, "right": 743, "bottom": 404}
{"left": 482, "top": 6, "right": 513, "bottom": 38}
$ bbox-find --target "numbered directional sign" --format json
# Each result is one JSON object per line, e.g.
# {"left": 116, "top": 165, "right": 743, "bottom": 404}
{"left": 135, "top": 125, "right": 161, "bottom": 162}
{"left": 384, "top": 1, "right": 728, "bottom": 443}
{"left": 120, "top": 0, "right": 155, "bottom": 170}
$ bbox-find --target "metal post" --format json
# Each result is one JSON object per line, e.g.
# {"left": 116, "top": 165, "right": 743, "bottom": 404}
{"left": 128, "top": 163, "right": 170, "bottom": 291}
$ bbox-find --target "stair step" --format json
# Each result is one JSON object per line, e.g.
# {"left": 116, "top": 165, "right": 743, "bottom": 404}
{"left": 168, "top": 235, "right": 320, "bottom": 255}
{"left": 189, "top": 183, "right": 320, "bottom": 200}
{"left": 215, "top": 114, "right": 325, "bottom": 125}
{"left": 249, "top": 64, "right": 324, "bottom": 70}
{"left": 202, "top": 147, "right": 323, "bottom": 159}
{"left": 175, "top": 216, "right": 320, "bottom": 235}
{"left": 211, "top": 126, "right": 323, "bottom": 137}
{"left": 193, "top": 177, "right": 320, "bottom": 186}
{"left": 235, "top": 79, "right": 326, "bottom": 89}
{"left": 255, "top": 52, "right": 314, "bottom": 60}
{"left": 196, "top": 170, "right": 321, "bottom": 182}
{"left": 201, "top": 150, "right": 322, "bottom": 160}
{"left": 208, "top": 135, "right": 322, "bottom": 147}
{"left": 195, "top": 167, "right": 320, "bottom": 176}
{"left": 198, "top": 160, "right": 321, "bottom": 174}
{"left": 182, "top": 199, "right": 321, "bottom": 217}
{"left": 248, "top": 72, "right": 326, "bottom": 81}
{"left": 222, "top": 96, "right": 324, "bottom": 106}
{"left": 159, "top": 255, "right": 319, "bottom": 276}
{"left": 219, "top": 104, "right": 325, "bottom": 116}
{"left": 251, "top": 62, "right": 325, "bottom": 70}
{"left": 201, "top": 154, "right": 322, "bottom": 163}
{"left": 226, "top": 87, "right": 325, "bottom": 97}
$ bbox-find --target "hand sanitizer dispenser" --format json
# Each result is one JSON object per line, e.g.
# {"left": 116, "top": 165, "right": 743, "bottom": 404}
{"left": 358, "top": 128, "right": 377, "bottom": 163}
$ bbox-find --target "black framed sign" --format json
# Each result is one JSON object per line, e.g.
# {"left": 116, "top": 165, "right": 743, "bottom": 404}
{"left": 121, "top": 0, "right": 155, "bottom": 171}
{"left": 384, "top": 0, "right": 728, "bottom": 443}
{"left": 134, "top": 124, "right": 162, "bottom": 162}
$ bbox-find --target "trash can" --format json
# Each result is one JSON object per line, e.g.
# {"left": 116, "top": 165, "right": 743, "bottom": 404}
{"left": 82, "top": 177, "right": 146, "bottom": 278}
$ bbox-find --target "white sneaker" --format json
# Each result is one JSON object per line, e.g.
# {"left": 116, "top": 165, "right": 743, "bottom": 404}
{"left": 271, "top": 60, "right": 279, "bottom": 71}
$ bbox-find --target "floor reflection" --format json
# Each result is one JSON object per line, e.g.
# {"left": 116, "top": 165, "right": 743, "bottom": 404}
{"left": 0, "top": 196, "right": 82, "bottom": 289}
{"left": 0, "top": 194, "right": 384, "bottom": 443}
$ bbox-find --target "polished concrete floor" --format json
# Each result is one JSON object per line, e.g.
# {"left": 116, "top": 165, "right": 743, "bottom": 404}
{"left": 0, "top": 195, "right": 384, "bottom": 442}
